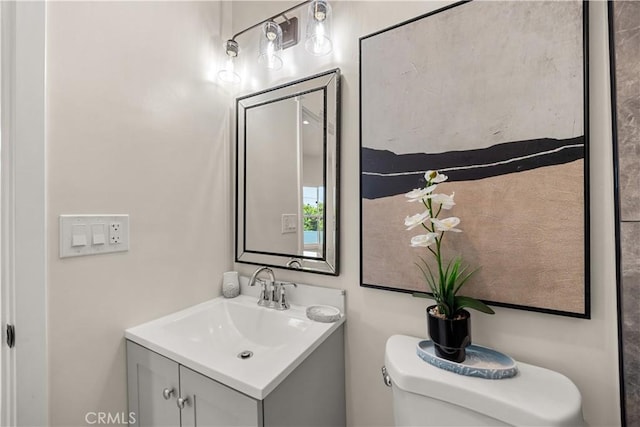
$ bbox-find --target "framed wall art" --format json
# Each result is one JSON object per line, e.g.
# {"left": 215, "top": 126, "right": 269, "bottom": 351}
{"left": 359, "top": 0, "right": 589, "bottom": 317}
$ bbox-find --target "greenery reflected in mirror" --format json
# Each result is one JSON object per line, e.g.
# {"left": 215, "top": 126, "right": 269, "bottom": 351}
{"left": 303, "top": 186, "right": 324, "bottom": 257}
{"left": 236, "top": 69, "right": 340, "bottom": 275}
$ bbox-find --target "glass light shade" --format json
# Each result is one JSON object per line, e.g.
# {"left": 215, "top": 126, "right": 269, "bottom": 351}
{"left": 305, "top": 0, "right": 333, "bottom": 56}
{"left": 218, "top": 56, "right": 240, "bottom": 84}
{"left": 258, "top": 21, "right": 283, "bottom": 70}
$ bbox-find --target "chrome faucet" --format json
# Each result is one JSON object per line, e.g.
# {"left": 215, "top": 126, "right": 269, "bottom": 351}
{"left": 248, "top": 266, "right": 275, "bottom": 307}
{"left": 248, "top": 267, "right": 298, "bottom": 310}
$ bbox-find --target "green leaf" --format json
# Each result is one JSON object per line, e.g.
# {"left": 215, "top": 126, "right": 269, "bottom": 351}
{"left": 411, "top": 292, "right": 432, "bottom": 299}
{"left": 415, "top": 265, "right": 432, "bottom": 293}
{"left": 438, "top": 303, "right": 450, "bottom": 318}
{"left": 416, "top": 257, "right": 438, "bottom": 296}
{"left": 454, "top": 296, "right": 495, "bottom": 314}
{"left": 452, "top": 266, "right": 479, "bottom": 295}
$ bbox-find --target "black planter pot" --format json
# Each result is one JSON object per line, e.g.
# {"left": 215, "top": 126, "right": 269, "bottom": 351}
{"left": 427, "top": 305, "right": 471, "bottom": 363}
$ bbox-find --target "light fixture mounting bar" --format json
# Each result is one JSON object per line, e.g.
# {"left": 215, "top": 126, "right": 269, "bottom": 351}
{"left": 230, "top": 0, "right": 311, "bottom": 42}
{"left": 281, "top": 17, "right": 298, "bottom": 49}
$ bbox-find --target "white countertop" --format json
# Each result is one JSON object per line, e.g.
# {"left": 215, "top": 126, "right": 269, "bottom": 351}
{"left": 126, "top": 282, "right": 345, "bottom": 400}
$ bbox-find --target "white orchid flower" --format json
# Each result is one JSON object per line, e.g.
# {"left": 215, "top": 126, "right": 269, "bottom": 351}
{"left": 431, "top": 216, "right": 462, "bottom": 232}
{"left": 404, "top": 210, "right": 431, "bottom": 230}
{"left": 405, "top": 184, "right": 437, "bottom": 202}
{"left": 402, "top": 169, "right": 493, "bottom": 317}
{"left": 424, "top": 170, "right": 448, "bottom": 184}
{"left": 411, "top": 233, "right": 439, "bottom": 247}
{"left": 428, "top": 192, "right": 456, "bottom": 210}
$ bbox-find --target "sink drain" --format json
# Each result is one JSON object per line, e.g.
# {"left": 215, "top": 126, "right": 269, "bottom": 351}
{"left": 237, "top": 350, "right": 253, "bottom": 360}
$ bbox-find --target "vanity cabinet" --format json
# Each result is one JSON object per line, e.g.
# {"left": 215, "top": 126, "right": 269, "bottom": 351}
{"left": 126, "top": 325, "right": 345, "bottom": 427}
{"left": 127, "top": 341, "right": 261, "bottom": 427}
{"left": 126, "top": 341, "right": 181, "bottom": 427}
{"left": 180, "top": 365, "right": 262, "bottom": 427}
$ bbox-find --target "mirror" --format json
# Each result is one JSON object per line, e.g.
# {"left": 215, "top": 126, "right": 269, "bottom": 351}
{"left": 236, "top": 69, "right": 340, "bottom": 275}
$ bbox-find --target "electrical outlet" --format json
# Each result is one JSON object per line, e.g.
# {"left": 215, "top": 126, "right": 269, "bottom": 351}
{"left": 110, "top": 222, "right": 122, "bottom": 244}
{"left": 60, "top": 214, "right": 129, "bottom": 258}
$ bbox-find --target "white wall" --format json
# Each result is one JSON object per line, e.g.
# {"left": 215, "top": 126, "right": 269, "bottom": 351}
{"left": 231, "top": 2, "right": 621, "bottom": 426}
{"left": 2, "top": 2, "right": 48, "bottom": 425}
{"left": 46, "top": 2, "right": 232, "bottom": 425}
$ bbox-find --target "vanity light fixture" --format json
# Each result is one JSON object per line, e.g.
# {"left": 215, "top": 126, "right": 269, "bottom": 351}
{"left": 218, "top": 0, "right": 334, "bottom": 83}
{"left": 305, "top": 0, "right": 333, "bottom": 56}
{"left": 217, "top": 40, "right": 241, "bottom": 83}
{"left": 258, "top": 21, "right": 284, "bottom": 70}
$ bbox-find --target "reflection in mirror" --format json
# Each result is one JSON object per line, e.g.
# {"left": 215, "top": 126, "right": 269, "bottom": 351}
{"left": 245, "top": 90, "right": 325, "bottom": 259}
{"left": 236, "top": 69, "right": 340, "bottom": 275}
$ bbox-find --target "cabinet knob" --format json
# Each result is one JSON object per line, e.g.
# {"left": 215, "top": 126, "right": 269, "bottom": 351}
{"left": 162, "top": 388, "right": 175, "bottom": 400}
{"left": 176, "top": 396, "right": 190, "bottom": 409}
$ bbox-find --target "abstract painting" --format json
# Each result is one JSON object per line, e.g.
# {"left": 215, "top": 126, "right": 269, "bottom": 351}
{"left": 360, "top": 0, "right": 589, "bottom": 317}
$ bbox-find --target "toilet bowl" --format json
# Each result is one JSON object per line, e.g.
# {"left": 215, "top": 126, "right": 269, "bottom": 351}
{"left": 385, "top": 335, "right": 585, "bottom": 426}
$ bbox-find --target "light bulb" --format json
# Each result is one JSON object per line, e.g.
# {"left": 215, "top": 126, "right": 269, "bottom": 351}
{"left": 258, "top": 21, "right": 283, "bottom": 70}
{"left": 305, "top": 0, "right": 333, "bottom": 56}
{"left": 313, "top": 2, "right": 327, "bottom": 21}
{"left": 224, "top": 40, "right": 239, "bottom": 57}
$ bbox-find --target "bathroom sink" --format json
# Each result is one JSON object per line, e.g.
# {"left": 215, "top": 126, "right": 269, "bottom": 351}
{"left": 125, "top": 293, "right": 344, "bottom": 399}
{"left": 162, "top": 296, "right": 312, "bottom": 349}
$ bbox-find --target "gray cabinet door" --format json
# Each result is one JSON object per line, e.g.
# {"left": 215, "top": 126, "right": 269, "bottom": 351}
{"left": 179, "top": 366, "right": 262, "bottom": 427}
{"left": 127, "top": 341, "right": 180, "bottom": 427}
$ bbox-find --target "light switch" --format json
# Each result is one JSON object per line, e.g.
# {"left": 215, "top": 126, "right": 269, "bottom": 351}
{"left": 281, "top": 214, "right": 297, "bottom": 233}
{"left": 71, "top": 225, "right": 88, "bottom": 247}
{"left": 60, "top": 214, "right": 129, "bottom": 258}
{"left": 92, "top": 224, "right": 106, "bottom": 245}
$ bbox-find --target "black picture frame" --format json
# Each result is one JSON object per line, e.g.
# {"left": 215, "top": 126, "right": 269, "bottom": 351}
{"left": 359, "top": 0, "right": 590, "bottom": 318}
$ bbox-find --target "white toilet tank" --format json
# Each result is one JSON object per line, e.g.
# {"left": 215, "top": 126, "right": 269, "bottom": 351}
{"left": 385, "top": 335, "right": 585, "bottom": 427}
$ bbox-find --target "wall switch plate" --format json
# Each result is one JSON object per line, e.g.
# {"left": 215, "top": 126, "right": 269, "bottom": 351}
{"left": 281, "top": 214, "right": 297, "bottom": 233}
{"left": 60, "top": 214, "right": 129, "bottom": 258}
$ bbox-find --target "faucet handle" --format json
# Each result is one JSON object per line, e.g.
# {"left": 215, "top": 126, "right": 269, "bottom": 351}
{"left": 257, "top": 279, "right": 271, "bottom": 307}
{"left": 274, "top": 282, "right": 297, "bottom": 310}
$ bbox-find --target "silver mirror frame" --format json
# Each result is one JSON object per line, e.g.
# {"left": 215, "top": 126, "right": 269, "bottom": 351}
{"left": 235, "top": 68, "right": 340, "bottom": 275}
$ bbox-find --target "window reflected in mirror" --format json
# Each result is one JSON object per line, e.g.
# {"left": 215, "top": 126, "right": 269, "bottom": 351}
{"left": 303, "top": 186, "right": 324, "bottom": 257}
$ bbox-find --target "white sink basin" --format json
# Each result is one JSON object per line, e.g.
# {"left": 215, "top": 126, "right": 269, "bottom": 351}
{"left": 125, "top": 293, "right": 344, "bottom": 400}
{"left": 162, "top": 296, "right": 313, "bottom": 351}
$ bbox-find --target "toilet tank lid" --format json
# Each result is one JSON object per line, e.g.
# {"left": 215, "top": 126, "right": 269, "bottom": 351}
{"left": 385, "top": 335, "right": 584, "bottom": 427}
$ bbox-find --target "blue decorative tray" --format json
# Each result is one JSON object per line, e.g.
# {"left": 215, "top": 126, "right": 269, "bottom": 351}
{"left": 417, "top": 340, "right": 518, "bottom": 380}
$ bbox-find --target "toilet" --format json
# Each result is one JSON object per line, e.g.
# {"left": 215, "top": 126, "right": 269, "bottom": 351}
{"left": 384, "top": 335, "right": 585, "bottom": 426}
